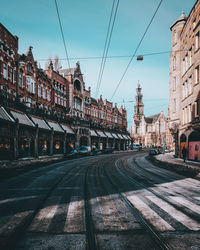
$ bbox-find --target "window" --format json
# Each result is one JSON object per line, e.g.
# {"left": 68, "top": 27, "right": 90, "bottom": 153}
{"left": 195, "top": 32, "right": 199, "bottom": 50}
{"left": 182, "top": 108, "right": 185, "bottom": 124}
{"left": 182, "top": 83, "right": 185, "bottom": 99}
{"left": 173, "top": 56, "right": 176, "bottom": 70}
{"left": 185, "top": 54, "right": 188, "bottom": 71}
{"left": 185, "top": 81, "right": 188, "bottom": 97}
{"left": 189, "top": 47, "right": 192, "bottom": 67}
{"left": 38, "top": 85, "right": 41, "bottom": 97}
{"left": 182, "top": 59, "right": 185, "bottom": 75}
{"left": 27, "top": 77, "right": 31, "bottom": 92}
{"left": 173, "top": 99, "right": 176, "bottom": 112}
{"left": 188, "top": 76, "right": 192, "bottom": 95}
{"left": 19, "top": 73, "right": 23, "bottom": 88}
{"left": 43, "top": 88, "right": 46, "bottom": 99}
{"left": 47, "top": 89, "right": 50, "bottom": 101}
{"left": 174, "top": 30, "right": 177, "bottom": 44}
{"left": 10, "top": 68, "right": 13, "bottom": 83}
{"left": 3, "top": 63, "right": 7, "bottom": 79}
{"left": 195, "top": 100, "right": 200, "bottom": 117}
{"left": 185, "top": 106, "right": 188, "bottom": 123}
{"left": 173, "top": 77, "right": 176, "bottom": 91}
{"left": 31, "top": 78, "right": 35, "bottom": 94}
{"left": 195, "top": 66, "right": 199, "bottom": 84}
{"left": 193, "top": 19, "right": 196, "bottom": 29}
{"left": 188, "top": 104, "right": 192, "bottom": 122}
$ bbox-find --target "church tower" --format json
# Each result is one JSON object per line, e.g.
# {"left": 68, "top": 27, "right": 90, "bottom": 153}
{"left": 134, "top": 82, "right": 144, "bottom": 121}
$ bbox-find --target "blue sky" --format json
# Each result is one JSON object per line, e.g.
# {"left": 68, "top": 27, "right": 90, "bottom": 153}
{"left": 0, "top": 0, "right": 197, "bottom": 128}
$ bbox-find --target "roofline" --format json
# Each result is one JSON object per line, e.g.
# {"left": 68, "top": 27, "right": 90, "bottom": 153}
{"left": 0, "top": 23, "right": 18, "bottom": 41}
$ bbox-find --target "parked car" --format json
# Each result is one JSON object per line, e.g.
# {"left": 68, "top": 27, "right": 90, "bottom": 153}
{"left": 91, "top": 147, "right": 101, "bottom": 156}
{"left": 102, "top": 147, "right": 113, "bottom": 154}
{"left": 149, "top": 149, "right": 157, "bottom": 155}
{"left": 67, "top": 149, "right": 79, "bottom": 158}
{"left": 78, "top": 146, "right": 91, "bottom": 156}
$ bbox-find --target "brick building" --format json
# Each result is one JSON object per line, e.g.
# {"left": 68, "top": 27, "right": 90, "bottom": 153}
{"left": 0, "top": 23, "right": 131, "bottom": 159}
{"left": 169, "top": 0, "right": 200, "bottom": 161}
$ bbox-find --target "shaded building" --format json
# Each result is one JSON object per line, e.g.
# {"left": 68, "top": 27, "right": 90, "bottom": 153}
{"left": 169, "top": 0, "right": 200, "bottom": 161}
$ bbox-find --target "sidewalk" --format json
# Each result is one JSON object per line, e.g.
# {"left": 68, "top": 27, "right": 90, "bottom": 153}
{"left": 152, "top": 152, "right": 200, "bottom": 179}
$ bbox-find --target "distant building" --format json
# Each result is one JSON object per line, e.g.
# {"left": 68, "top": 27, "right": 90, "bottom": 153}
{"left": 169, "top": 0, "right": 200, "bottom": 161}
{"left": 131, "top": 83, "right": 170, "bottom": 147}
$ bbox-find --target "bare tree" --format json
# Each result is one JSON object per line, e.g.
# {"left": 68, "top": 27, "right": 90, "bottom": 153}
{"left": 45, "top": 57, "right": 52, "bottom": 70}
{"left": 54, "top": 55, "right": 61, "bottom": 72}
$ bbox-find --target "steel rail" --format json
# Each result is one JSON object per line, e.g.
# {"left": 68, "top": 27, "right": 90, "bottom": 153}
{"left": 1, "top": 162, "right": 83, "bottom": 249}
{"left": 102, "top": 157, "right": 172, "bottom": 250}
{"left": 117, "top": 156, "right": 200, "bottom": 223}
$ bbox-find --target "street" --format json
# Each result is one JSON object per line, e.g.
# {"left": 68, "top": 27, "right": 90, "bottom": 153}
{"left": 0, "top": 151, "right": 200, "bottom": 250}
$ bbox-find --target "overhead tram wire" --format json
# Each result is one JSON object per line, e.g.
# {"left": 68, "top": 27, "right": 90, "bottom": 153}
{"left": 54, "top": 0, "right": 71, "bottom": 70}
{"left": 110, "top": 0, "right": 163, "bottom": 101}
{"left": 95, "top": 0, "right": 116, "bottom": 98}
{"left": 36, "top": 49, "right": 188, "bottom": 62}
{"left": 95, "top": 0, "right": 120, "bottom": 98}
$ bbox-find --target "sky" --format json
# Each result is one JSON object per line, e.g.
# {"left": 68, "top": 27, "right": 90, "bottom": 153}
{"left": 0, "top": 0, "right": 197, "bottom": 128}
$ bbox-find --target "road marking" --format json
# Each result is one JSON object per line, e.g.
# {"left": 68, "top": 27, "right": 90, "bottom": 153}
{"left": 147, "top": 196, "right": 200, "bottom": 231}
{"left": 64, "top": 197, "right": 85, "bottom": 233}
{"left": 170, "top": 196, "right": 200, "bottom": 214}
{"left": 97, "top": 195, "right": 126, "bottom": 231}
{"left": 126, "top": 195, "right": 174, "bottom": 231}
{"left": 0, "top": 195, "right": 37, "bottom": 204}
{"left": 29, "top": 204, "right": 59, "bottom": 232}
{"left": 194, "top": 197, "right": 200, "bottom": 201}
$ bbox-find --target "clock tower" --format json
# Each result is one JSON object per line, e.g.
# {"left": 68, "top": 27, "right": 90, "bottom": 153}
{"left": 134, "top": 82, "right": 144, "bottom": 121}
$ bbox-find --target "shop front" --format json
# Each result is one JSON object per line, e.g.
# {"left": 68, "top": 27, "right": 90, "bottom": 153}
{"left": 188, "top": 131, "right": 200, "bottom": 161}
{"left": 90, "top": 130, "right": 99, "bottom": 149}
{"left": 180, "top": 133, "right": 187, "bottom": 158}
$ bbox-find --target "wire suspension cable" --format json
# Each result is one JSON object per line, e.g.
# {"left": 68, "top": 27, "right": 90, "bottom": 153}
{"left": 95, "top": 0, "right": 116, "bottom": 98}
{"left": 96, "top": 0, "right": 120, "bottom": 98}
{"left": 110, "top": 0, "right": 163, "bottom": 101}
{"left": 54, "top": 0, "right": 71, "bottom": 70}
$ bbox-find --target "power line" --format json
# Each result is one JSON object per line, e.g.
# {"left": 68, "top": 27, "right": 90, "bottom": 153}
{"left": 95, "top": 0, "right": 116, "bottom": 98}
{"left": 54, "top": 0, "right": 71, "bottom": 70}
{"left": 96, "top": 0, "right": 120, "bottom": 98}
{"left": 35, "top": 49, "right": 188, "bottom": 62}
{"left": 110, "top": 0, "right": 163, "bottom": 101}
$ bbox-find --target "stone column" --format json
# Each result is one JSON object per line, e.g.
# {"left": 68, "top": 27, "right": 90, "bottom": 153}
{"left": 50, "top": 129, "right": 54, "bottom": 155}
{"left": 14, "top": 119, "right": 19, "bottom": 159}
{"left": 34, "top": 125, "right": 39, "bottom": 158}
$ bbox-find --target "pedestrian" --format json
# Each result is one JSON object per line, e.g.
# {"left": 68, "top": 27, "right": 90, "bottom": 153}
{"left": 182, "top": 146, "right": 187, "bottom": 163}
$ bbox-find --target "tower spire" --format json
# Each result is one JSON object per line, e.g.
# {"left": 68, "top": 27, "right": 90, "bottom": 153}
{"left": 133, "top": 82, "right": 144, "bottom": 121}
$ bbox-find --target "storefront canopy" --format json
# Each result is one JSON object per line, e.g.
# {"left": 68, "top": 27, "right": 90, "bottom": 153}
{"left": 61, "top": 124, "right": 74, "bottom": 134}
{"left": 117, "top": 134, "right": 124, "bottom": 140}
{"left": 0, "top": 107, "right": 14, "bottom": 122}
{"left": 30, "top": 116, "right": 51, "bottom": 130}
{"left": 10, "top": 110, "right": 35, "bottom": 127}
{"left": 111, "top": 133, "right": 119, "bottom": 139}
{"left": 96, "top": 130, "right": 107, "bottom": 138}
{"left": 104, "top": 131, "right": 114, "bottom": 139}
{"left": 90, "top": 130, "right": 98, "bottom": 137}
{"left": 46, "top": 120, "right": 64, "bottom": 133}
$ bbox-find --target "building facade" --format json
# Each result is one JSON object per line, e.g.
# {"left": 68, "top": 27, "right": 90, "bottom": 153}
{"left": 0, "top": 23, "right": 131, "bottom": 160}
{"left": 169, "top": 0, "right": 200, "bottom": 161}
{"left": 131, "top": 83, "right": 170, "bottom": 148}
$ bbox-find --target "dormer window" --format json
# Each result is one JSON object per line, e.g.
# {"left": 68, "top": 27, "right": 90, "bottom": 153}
{"left": 74, "top": 79, "right": 81, "bottom": 92}
{"left": 27, "top": 64, "right": 32, "bottom": 72}
{"left": 193, "top": 18, "right": 196, "bottom": 29}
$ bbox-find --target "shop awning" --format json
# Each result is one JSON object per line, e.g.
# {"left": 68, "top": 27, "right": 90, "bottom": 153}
{"left": 30, "top": 116, "right": 51, "bottom": 130}
{"left": 123, "top": 134, "right": 130, "bottom": 140}
{"left": 117, "top": 134, "right": 124, "bottom": 140}
{"left": 111, "top": 133, "right": 119, "bottom": 139}
{"left": 96, "top": 130, "right": 107, "bottom": 138}
{"left": 10, "top": 110, "right": 35, "bottom": 127}
{"left": 46, "top": 120, "right": 64, "bottom": 133}
{"left": 61, "top": 124, "right": 74, "bottom": 134}
{"left": 90, "top": 130, "right": 98, "bottom": 137}
{"left": 120, "top": 134, "right": 126, "bottom": 139}
{"left": 104, "top": 131, "right": 114, "bottom": 139}
{"left": 0, "top": 107, "right": 14, "bottom": 122}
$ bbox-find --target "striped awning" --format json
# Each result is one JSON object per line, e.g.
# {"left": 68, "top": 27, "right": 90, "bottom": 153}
{"left": 117, "top": 134, "right": 124, "bottom": 140}
{"left": 61, "top": 124, "right": 74, "bottom": 134}
{"left": 90, "top": 130, "right": 98, "bottom": 137}
{"left": 0, "top": 107, "right": 14, "bottom": 122}
{"left": 46, "top": 120, "right": 64, "bottom": 133}
{"left": 10, "top": 110, "right": 35, "bottom": 127}
{"left": 104, "top": 131, "right": 114, "bottom": 138}
{"left": 111, "top": 133, "right": 119, "bottom": 139}
{"left": 30, "top": 116, "right": 50, "bottom": 130}
{"left": 96, "top": 131, "right": 107, "bottom": 138}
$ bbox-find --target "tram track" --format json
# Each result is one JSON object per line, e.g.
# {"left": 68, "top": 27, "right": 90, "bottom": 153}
{"left": 101, "top": 158, "right": 172, "bottom": 250}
